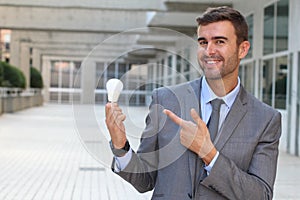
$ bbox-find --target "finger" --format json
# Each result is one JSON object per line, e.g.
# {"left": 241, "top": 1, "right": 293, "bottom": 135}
{"left": 105, "top": 103, "right": 111, "bottom": 115}
{"left": 107, "top": 104, "right": 122, "bottom": 122}
{"left": 105, "top": 103, "right": 113, "bottom": 121}
{"left": 111, "top": 103, "right": 122, "bottom": 115}
{"left": 190, "top": 109, "right": 202, "bottom": 125}
{"left": 116, "top": 113, "right": 126, "bottom": 123}
{"left": 163, "top": 109, "right": 183, "bottom": 126}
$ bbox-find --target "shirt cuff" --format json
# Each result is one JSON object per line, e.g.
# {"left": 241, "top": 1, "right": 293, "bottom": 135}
{"left": 204, "top": 151, "right": 219, "bottom": 174}
{"left": 114, "top": 148, "right": 132, "bottom": 172}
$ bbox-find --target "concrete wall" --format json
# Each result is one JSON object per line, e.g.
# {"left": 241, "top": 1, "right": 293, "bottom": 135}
{"left": 0, "top": 92, "right": 43, "bottom": 114}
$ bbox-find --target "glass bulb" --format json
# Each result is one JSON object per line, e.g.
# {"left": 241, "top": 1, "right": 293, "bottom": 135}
{"left": 106, "top": 78, "right": 123, "bottom": 102}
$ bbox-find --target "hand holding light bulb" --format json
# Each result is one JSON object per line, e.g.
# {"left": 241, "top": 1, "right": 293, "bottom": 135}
{"left": 106, "top": 78, "right": 123, "bottom": 102}
{"left": 105, "top": 78, "right": 127, "bottom": 150}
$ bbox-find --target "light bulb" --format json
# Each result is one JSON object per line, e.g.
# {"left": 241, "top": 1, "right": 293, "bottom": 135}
{"left": 106, "top": 78, "right": 123, "bottom": 102}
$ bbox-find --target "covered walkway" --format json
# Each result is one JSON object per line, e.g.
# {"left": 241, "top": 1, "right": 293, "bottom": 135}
{"left": 0, "top": 104, "right": 298, "bottom": 199}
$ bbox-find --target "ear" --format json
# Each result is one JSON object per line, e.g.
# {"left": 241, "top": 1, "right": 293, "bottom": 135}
{"left": 238, "top": 41, "right": 250, "bottom": 59}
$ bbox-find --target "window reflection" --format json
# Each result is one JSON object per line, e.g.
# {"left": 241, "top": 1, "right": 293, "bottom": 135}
{"left": 275, "top": 56, "right": 287, "bottom": 109}
{"left": 264, "top": 0, "right": 289, "bottom": 55}
{"left": 244, "top": 62, "right": 255, "bottom": 94}
{"left": 246, "top": 14, "right": 253, "bottom": 59}
{"left": 264, "top": 5, "right": 275, "bottom": 55}
{"left": 276, "top": 0, "right": 289, "bottom": 52}
{"left": 262, "top": 59, "right": 273, "bottom": 106}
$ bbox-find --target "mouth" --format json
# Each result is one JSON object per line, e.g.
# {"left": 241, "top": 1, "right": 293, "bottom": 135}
{"left": 202, "top": 56, "right": 223, "bottom": 66}
{"left": 206, "top": 60, "right": 220, "bottom": 65}
{"left": 204, "top": 59, "right": 222, "bottom": 67}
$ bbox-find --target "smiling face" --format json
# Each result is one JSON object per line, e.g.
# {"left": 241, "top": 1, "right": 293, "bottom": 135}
{"left": 197, "top": 20, "right": 250, "bottom": 82}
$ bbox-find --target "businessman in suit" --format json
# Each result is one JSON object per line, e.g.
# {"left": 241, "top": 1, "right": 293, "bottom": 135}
{"left": 105, "top": 6, "right": 281, "bottom": 199}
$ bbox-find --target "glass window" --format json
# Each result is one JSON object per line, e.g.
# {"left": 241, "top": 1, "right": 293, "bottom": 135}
{"left": 73, "top": 62, "right": 81, "bottom": 88}
{"left": 160, "top": 59, "right": 164, "bottom": 77}
{"left": 263, "top": 0, "right": 289, "bottom": 55}
{"left": 50, "top": 62, "right": 59, "bottom": 88}
{"left": 176, "top": 55, "right": 181, "bottom": 72}
{"left": 107, "top": 63, "right": 115, "bottom": 79}
{"left": 244, "top": 62, "right": 255, "bottom": 94}
{"left": 118, "top": 63, "right": 127, "bottom": 79}
{"left": 274, "top": 56, "right": 288, "bottom": 109}
{"left": 168, "top": 55, "right": 172, "bottom": 73}
{"left": 156, "top": 61, "right": 160, "bottom": 78}
{"left": 262, "top": 59, "right": 273, "bottom": 106}
{"left": 276, "top": 0, "right": 289, "bottom": 52}
{"left": 61, "top": 65, "right": 71, "bottom": 88}
{"left": 246, "top": 14, "right": 253, "bottom": 59}
{"left": 176, "top": 55, "right": 182, "bottom": 84}
{"left": 160, "top": 59, "right": 165, "bottom": 85}
{"left": 96, "top": 62, "right": 105, "bottom": 89}
{"left": 184, "top": 48, "right": 190, "bottom": 72}
{"left": 264, "top": 5, "right": 275, "bottom": 55}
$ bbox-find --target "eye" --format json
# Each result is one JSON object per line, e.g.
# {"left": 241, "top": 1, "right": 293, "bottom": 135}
{"left": 216, "top": 40, "right": 225, "bottom": 45}
{"left": 198, "top": 40, "right": 208, "bottom": 46}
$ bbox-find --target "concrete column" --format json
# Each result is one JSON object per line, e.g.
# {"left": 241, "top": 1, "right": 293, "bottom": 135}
{"left": 42, "top": 58, "right": 51, "bottom": 102}
{"left": 287, "top": 52, "right": 298, "bottom": 155}
{"left": 9, "top": 31, "right": 20, "bottom": 68}
{"left": 163, "top": 57, "right": 168, "bottom": 86}
{"left": 32, "top": 48, "right": 41, "bottom": 71}
{"left": 20, "top": 43, "right": 30, "bottom": 88}
{"left": 69, "top": 62, "right": 74, "bottom": 104}
{"left": 287, "top": 0, "right": 300, "bottom": 155}
{"left": 171, "top": 54, "right": 176, "bottom": 85}
{"left": 81, "top": 59, "right": 96, "bottom": 104}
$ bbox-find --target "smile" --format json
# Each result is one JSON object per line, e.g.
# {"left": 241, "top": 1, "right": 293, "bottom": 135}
{"left": 206, "top": 60, "right": 219, "bottom": 64}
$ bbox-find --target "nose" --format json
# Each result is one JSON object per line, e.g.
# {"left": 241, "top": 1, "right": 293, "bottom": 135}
{"left": 205, "top": 42, "right": 216, "bottom": 55}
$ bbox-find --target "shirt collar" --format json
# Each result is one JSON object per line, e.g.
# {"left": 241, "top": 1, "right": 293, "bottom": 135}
{"left": 201, "top": 77, "right": 240, "bottom": 109}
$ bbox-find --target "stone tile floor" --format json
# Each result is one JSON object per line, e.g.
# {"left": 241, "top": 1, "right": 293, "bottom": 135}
{"left": 0, "top": 104, "right": 298, "bottom": 200}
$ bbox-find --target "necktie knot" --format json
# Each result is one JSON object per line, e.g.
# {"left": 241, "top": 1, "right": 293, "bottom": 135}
{"left": 210, "top": 98, "right": 224, "bottom": 111}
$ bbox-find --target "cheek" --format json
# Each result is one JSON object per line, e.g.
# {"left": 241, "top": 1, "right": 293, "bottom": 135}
{"left": 197, "top": 47, "right": 203, "bottom": 55}
{"left": 197, "top": 48, "right": 206, "bottom": 60}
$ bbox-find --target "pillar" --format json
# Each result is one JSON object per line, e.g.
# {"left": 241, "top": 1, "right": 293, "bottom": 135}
{"left": 42, "top": 58, "right": 51, "bottom": 102}
{"left": 20, "top": 43, "right": 30, "bottom": 88}
{"left": 81, "top": 59, "right": 96, "bottom": 104}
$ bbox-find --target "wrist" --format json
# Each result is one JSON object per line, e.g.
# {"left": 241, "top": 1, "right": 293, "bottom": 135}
{"left": 110, "top": 140, "right": 130, "bottom": 157}
{"left": 202, "top": 147, "right": 217, "bottom": 165}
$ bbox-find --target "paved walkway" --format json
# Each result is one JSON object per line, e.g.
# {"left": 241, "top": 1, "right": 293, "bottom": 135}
{"left": 0, "top": 104, "right": 299, "bottom": 200}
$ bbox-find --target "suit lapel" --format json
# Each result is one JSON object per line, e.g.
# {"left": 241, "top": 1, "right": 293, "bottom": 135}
{"left": 214, "top": 86, "right": 248, "bottom": 150}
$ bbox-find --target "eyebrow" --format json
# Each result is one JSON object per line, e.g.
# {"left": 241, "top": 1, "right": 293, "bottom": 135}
{"left": 197, "top": 36, "right": 228, "bottom": 41}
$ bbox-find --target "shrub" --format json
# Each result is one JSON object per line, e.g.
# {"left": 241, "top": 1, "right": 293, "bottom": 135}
{"left": 0, "top": 62, "right": 3, "bottom": 86}
{"left": 1, "top": 61, "right": 26, "bottom": 88}
{"left": 30, "top": 67, "right": 43, "bottom": 88}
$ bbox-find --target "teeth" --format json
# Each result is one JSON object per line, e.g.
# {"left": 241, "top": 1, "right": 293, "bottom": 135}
{"left": 207, "top": 61, "right": 217, "bottom": 64}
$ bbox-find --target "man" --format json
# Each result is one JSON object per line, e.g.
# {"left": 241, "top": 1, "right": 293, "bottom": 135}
{"left": 105, "top": 6, "right": 281, "bottom": 200}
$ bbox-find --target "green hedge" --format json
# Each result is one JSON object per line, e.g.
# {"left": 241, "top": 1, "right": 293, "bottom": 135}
{"left": 30, "top": 67, "right": 43, "bottom": 88}
{"left": 0, "top": 61, "right": 26, "bottom": 88}
{"left": 0, "top": 62, "right": 3, "bottom": 86}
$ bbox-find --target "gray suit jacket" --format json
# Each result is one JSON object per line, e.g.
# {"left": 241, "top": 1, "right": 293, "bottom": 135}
{"left": 114, "top": 78, "right": 281, "bottom": 200}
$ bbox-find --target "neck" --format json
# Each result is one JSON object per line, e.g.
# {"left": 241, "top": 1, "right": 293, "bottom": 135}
{"left": 206, "top": 77, "right": 238, "bottom": 97}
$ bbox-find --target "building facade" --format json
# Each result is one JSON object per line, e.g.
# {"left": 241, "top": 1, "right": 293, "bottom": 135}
{"left": 0, "top": 0, "right": 299, "bottom": 156}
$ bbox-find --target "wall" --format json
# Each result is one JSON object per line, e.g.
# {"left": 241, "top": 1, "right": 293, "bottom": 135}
{"left": 0, "top": 89, "right": 43, "bottom": 114}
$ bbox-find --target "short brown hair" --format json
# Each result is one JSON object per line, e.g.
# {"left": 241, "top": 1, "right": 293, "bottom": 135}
{"left": 196, "top": 6, "right": 248, "bottom": 45}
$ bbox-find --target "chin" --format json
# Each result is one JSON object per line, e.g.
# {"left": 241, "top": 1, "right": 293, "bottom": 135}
{"left": 204, "top": 70, "right": 222, "bottom": 80}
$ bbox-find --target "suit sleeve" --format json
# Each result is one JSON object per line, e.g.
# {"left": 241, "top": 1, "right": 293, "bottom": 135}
{"left": 112, "top": 89, "right": 161, "bottom": 193}
{"left": 201, "top": 111, "right": 282, "bottom": 200}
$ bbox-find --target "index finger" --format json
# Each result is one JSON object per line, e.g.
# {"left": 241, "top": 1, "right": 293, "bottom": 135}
{"left": 163, "top": 109, "right": 184, "bottom": 126}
